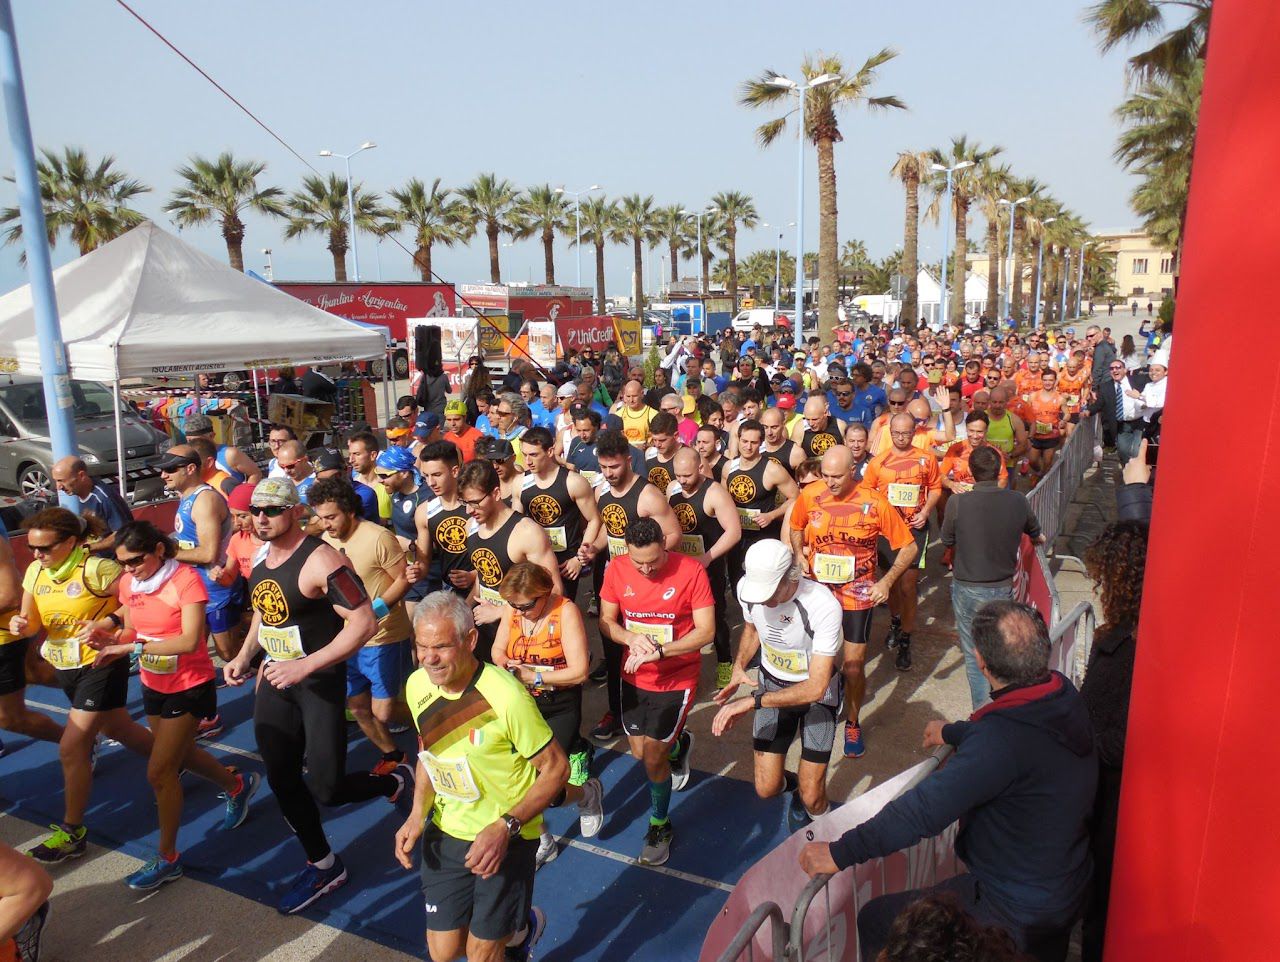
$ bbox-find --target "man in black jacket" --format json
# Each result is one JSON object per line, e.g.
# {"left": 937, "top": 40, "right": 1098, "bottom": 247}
{"left": 799, "top": 601, "right": 1097, "bottom": 962}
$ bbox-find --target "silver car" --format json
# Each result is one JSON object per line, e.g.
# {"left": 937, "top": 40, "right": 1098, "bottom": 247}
{"left": 0, "top": 375, "right": 168, "bottom": 501}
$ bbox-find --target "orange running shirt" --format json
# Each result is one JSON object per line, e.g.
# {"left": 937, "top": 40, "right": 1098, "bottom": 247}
{"left": 940, "top": 441, "right": 1008, "bottom": 487}
{"left": 1028, "top": 391, "right": 1066, "bottom": 439}
{"left": 1057, "top": 367, "right": 1090, "bottom": 414}
{"left": 506, "top": 593, "right": 572, "bottom": 683}
{"left": 863, "top": 446, "right": 942, "bottom": 525}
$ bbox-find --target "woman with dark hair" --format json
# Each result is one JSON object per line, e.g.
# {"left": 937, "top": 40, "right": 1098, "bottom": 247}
{"left": 1078, "top": 520, "right": 1148, "bottom": 962}
{"left": 79, "top": 520, "right": 260, "bottom": 889}
{"left": 463, "top": 361, "right": 493, "bottom": 426}
{"left": 1119, "top": 334, "right": 1140, "bottom": 372}
{"left": 493, "top": 562, "right": 602, "bottom": 868}
{"left": 878, "top": 892, "right": 1023, "bottom": 961}
{"left": 10, "top": 509, "right": 152, "bottom": 865}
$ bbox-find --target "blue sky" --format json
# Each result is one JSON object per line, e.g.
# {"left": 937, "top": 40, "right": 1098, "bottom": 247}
{"left": 0, "top": 0, "right": 1143, "bottom": 296}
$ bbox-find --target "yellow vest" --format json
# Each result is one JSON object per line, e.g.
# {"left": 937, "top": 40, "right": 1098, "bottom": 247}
{"left": 24, "top": 553, "right": 122, "bottom": 670}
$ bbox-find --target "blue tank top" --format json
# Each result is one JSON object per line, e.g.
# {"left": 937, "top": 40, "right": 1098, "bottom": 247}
{"left": 216, "top": 445, "right": 246, "bottom": 484}
{"left": 175, "top": 485, "right": 236, "bottom": 609}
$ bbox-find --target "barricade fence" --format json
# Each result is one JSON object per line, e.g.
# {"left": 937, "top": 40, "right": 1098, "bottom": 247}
{"left": 1026, "top": 413, "right": 1099, "bottom": 547}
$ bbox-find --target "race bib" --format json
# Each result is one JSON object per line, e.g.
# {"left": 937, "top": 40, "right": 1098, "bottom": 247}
{"left": 177, "top": 539, "right": 196, "bottom": 551}
{"left": 1034, "top": 421, "right": 1055, "bottom": 435}
{"left": 625, "top": 619, "right": 673, "bottom": 647}
{"left": 737, "top": 507, "right": 762, "bottom": 530}
{"left": 678, "top": 533, "right": 705, "bottom": 557}
{"left": 762, "top": 640, "right": 809, "bottom": 676}
{"left": 478, "top": 584, "right": 505, "bottom": 607}
{"left": 545, "top": 526, "right": 568, "bottom": 552}
{"left": 42, "top": 637, "right": 83, "bottom": 669}
{"left": 813, "top": 552, "right": 855, "bottom": 585}
{"left": 1064, "top": 393, "right": 1080, "bottom": 407}
{"left": 521, "top": 474, "right": 538, "bottom": 491}
{"left": 420, "top": 749, "right": 481, "bottom": 803}
{"left": 259, "top": 625, "right": 306, "bottom": 661}
{"left": 140, "top": 653, "right": 179, "bottom": 674}
{"left": 886, "top": 483, "right": 920, "bottom": 508}
{"left": 607, "top": 536, "right": 628, "bottom": 560}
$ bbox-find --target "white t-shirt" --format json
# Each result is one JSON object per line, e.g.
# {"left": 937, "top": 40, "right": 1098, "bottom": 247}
{"left": 738, "top": 577, "right": 842, "bottom": 684}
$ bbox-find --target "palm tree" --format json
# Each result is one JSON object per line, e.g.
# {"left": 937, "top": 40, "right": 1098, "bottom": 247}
{"left": 653, "top": 204, "right": 689, "bottom": 284}
{"left": 699, "top": 212, "right": 725, "bottom": 295}
{"left": 386, "top": 177, "right": 473, "bottom": 282}
{"left": 925, "top": 137, "right": 1003, "bottom": 326}
{"left": 610, "top": 194, "right": 659, "bottom": 314}
{"left": 511, "top": 184, "right": 569, "bottom": 285}
{"left": 1004, "top": 177, "right": 1046, "bottom": 320}
{"left": 741, "top": 49, "right": 906, "bottom": 342}
{"left": 889, "top": 150, "right": 931, "bottom": 327}
{"left": 975, "top": 162, "right": 1013, "bottom": 320}
{"left": 457, "top": 173, "right": 522, "bottom": 283}
{"left": 162, "top": 152, "right": 285, "bottom": 271}
{"left": 1023, "top": 197, "right": 1064, "bottom": 324}
{"left": 284, "top": 173, "right": 384, "bottom": 282}
{"left": 1086, "top": 0, "right": 1211, "bottom": 83}
{"left": 1, "top": 146, "right": 149, "bottom": 259}
{"left": 710, "top": 190, "right": 759, "bottom": 312}
{"left": 576, "top": 195, "right": 618, "bottom": 314}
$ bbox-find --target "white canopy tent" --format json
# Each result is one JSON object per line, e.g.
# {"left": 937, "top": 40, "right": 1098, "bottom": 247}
{"left": 0, "top": 221, "right": 387, "bottom": 494}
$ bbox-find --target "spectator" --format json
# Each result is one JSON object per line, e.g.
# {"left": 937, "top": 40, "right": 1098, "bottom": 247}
{"left": 1079, "top": 520, "right": 1148, "bottom": 962}
{"left": 879, "top": 892, "right": 1024, "bottom": 962}
{"left": 51, "top": 456, "right": 134, "bottom": 554}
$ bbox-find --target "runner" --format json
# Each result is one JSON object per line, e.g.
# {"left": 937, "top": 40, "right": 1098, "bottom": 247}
{"left": 862, "top": 414, "right": 942, "bottom": 673}
{"left": 724, "top": 420, "right": 799, "bottom": 570}
{"left": 265, "top": 424, "right": 298, "bottom": 479}
{"left": 598, "top": 518, "right": 714, "bottom": 865}
{"left": 11, "top": 508, "right": 154, "bottom": 864}
{"left": 1026, "top": 367, "right": 1070, "bottom": 477}
{"left": 711, "top": 539, "right": 843, "bottom": 828}
{"left": 613, "top": 379, "right": 656, "bottom": 448}
{"left": 668, "top": 448, "right": 743, "bottom": 688}
{"left": 394, "top": 591, "right": 568, "bottom": 962}
{"left": 518, "top": 427, "right": 601, "bottom": 605}
{"left": 375, "top": 445, "right": 432, "bottom": 613}
{"left": 189, "top": 437, "right": 239, "bottom": 498}
{"left": 314, "top": 450, "right": 381, "bottom": 523}
{"left": 940, "top": 413, "right": 1009, "bottom": 506}
{"left": 183, "top": 413, "right": 262, "bottom": 485}
{"left": 867, "top": 388, "right": 909, "bottom": 456}
{"left": 492, "top": 563, "right": 605, "bottom": 868}
{"left": 793, "top": 396, "right": 846, "bottom": 458}
{"left": 0, "top": 843, "right": 51, "bottom": 962}
{"left": 460, "top": 460, "right": 563, "bottom": 663}
{"left": 643, "top": 413, "right": 682, "bottom": 493}
{"left": 694, "top": 425, "right": 728, "bottom": 483}
{"left": 410, "top": 441, "right": 474, "bottom": 600}
{"left": 223, "top": 478, "right": 411, "bottom": 915}
{"left": 790, "top": 447, "right": 918, "bottom": 758}
{"left": 578, "top": 429, "right": 681, "bottom": 742}
{"left": 0, "top": 513, "right": 63, "bottom": 750}
{"left": 842, "top": 422, "right": 872, "bottom": 483}
{"left": 77, "top": 520, "right": 260, "bottom": 889}
{"left": 475, "top": 437, "right": 525, "bottom": 508}
{"left": 984, "top": 386, "right": 1030, "bottom": 469}
{"left": 760, "top": 407, "right": 803, "bottom": 474}
{"left": 348, "top": 430, "right": 394, "bottom": 523}
{"left": 309, "top": 476, "right": 414, "bottom": 778}
{"left": 50, "top": 456, "right": 134, "bottom": 554}
{"left": 274, "top": 441, "right": 318, "bottom": 504}
{"left": 1057, "top": 350, "right": 1092, "bottom": 438}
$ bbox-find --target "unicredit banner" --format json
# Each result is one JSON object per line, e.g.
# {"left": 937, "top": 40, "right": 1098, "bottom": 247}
{"left": 556, "top": 314, "right": 617, "bottom": 353}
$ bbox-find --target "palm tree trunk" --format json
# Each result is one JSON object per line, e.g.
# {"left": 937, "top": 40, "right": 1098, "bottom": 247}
{"left": 488, "top": 223, "right": 501, "bottom": 283}
{"left": 669, "top": 240, "right": 679, "bottom": 283}
{"left": 543, "top": 227, "right": 555, "bottom": 285}
{"left": 223, "top": 215, "right": 246, "bottom": 272}
{"left": 701, "top": 245, "right": 710, "bottom": 296}
{"left": 595, "top": 241, "right": 607, "bottom": 314}
{"left": 226, "top": 240, "right": 245, "bottom": 272}
{"left": 902, "top": 174, "right": 920, "bottom": 327}
{"left": 985, "top": 217, "right": 999, "bottom": 321}
{"left": 728, "top": 224, "right": 739, "bottom": 313}
{"left": 1030, "top": 239, "right": 1043, "bottom": 323}
{"left": 329, "top": 230, "right": 348, "bottom": 282}
{"left": 950, "top": 199, "right": 969, "bottom": 327}
{"left": 633, "top": 236, "right": 644, "bottom": 313}
{"left": 1011, "top": 219, "right": 1026, "bottom": 320}
{"left": 816, "top": 137, "right": 839, "bottom": 344}
{"left": 414, "top": 244, "right": 432, "bottom": 282}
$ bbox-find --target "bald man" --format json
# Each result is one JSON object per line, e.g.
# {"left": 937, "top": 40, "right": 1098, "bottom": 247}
{"left": 867, "top": 388, "right": 910, "bottom": 456}
{"left": 793, "top": 397, "right": 846, "bottom": 459}
{"left": 51, "top": 456, "right": 133, "bottom": 554}
{"left": 760, "top": 407, "right": 804, "bottom": 474}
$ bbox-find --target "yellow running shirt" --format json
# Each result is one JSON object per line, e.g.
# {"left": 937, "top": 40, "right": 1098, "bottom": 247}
{"left": 23, "top": 549, "right": 122, "bottom": 670}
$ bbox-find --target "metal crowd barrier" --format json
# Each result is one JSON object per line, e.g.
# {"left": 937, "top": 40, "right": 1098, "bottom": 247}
{"left": 713, "top": 902, "right": 789, "bottom": 962}
{"left": 1049, "top": 600, "right": 1096, "bottom": 689}
{"left": 1026, "top": 413, "right": 1099, "bottom": 547}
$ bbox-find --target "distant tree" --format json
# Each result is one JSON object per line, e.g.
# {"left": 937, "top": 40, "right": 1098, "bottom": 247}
{"left": 386, "top": 177, "right": 473, "bottom": 281}
{"left": 457, "top": 173, "right": 522, "bottom": 283}
{"left": 512, "top": 184, "right": 570, "bottom": 284}
{"left": 164, "top": 152, "right": 285, "bottom": 271}
{"left": 284, "top": 173, "right": 384, "bottom": 281}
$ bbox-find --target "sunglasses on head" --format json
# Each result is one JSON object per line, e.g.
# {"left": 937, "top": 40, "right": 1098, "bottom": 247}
{"left": 250, "top": 505, "right": 290, "bottom": 517}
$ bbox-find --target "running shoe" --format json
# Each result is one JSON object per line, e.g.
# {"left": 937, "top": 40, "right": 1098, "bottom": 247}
{"left": 895, "top": 640, "right": 912, "bottom": 672}
{"left": 843, "top": 722, "right": 865, "bottom": 759}
{"left": 669, "top": 731, "right": 694, "bottom": 792}
{"left": 14, "top": 900, "right": 49, "bottom": 962}
{"left": 277, "top": 856, "right": 348, "bottom": 915}
{"left": 195, "top": 714, "right": 223, "bottom": 741}
{"left": 884, "top": 623, "right": 900, "bottom": 650}
{"left": 504, "top": 906, "right": 546, "bottom": 962}
{"left": 389, "top": 762, "right": 416, "bottom": 813}
{"left": 126, "top": 854, "right": 184, "bottom": 891}
{"left": 716, "top": 662, "right": 733, "bottom": 690}
{"left": 638, "top": 821, "right": 673, "bottom": 866}
{"left": 370, "top": 753, "right": 405, "bottom": 777}
{"left": 587, "top": 660, "right": 608, "bottom": 684}
{"left": 587, "top": 598, "right": 599, "bottom": 616}
{"left": 589, "top": 712, "right": 621, "bottom": 741}
{"left": 535, "top": 832, "right": 559, "bottom": 870}
{"left": 28, "top": 825, "right": 86, "bottom": 864}
{"left": 578, "top": 777, "right": 605, "bottom": 838}
{"left": 568, "top": 744, "right": 593, "bottom": 787}
{"left": 221, "top": 769, "right": 262, "bottom": 831}
{"left": 787, "top": 790, "right": 813, "bottom": 832}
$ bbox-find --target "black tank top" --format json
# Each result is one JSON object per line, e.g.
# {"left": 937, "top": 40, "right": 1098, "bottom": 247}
{"left": 466, "top": 509, "right": 523, "bottom": 605}
{"left": 725, "top": 455, "right": 779, "bottom": 538}
{"left": 764, "top": 439, "right": 797, "bottom": 475}
{"left": 425, "top": 496, "right": 473, "bottom": 593}
{"left": 519, "top": 467, "right": 584, "bottom": 561}
{"left": 706, "top": 456, "right": 726, "bottom": 484}
{"left": 669, "top": 478, "right": 725, "bottom": 567}
{"left": 801, "top": 418, "right": 845, "bottom": 458}
{"left": 249, "top": 536, "right": 344, "bottom": 664}
{"left": 644, "top": 452, "right": 676, "bottom": 494}
{"left": 597, "top": 473, "right": 652, "bottom": 559}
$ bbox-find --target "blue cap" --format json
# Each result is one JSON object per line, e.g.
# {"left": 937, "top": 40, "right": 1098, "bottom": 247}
{"left": 376, "top": 446, "right": 418, "bottom": 473}
{"left": 414, "top": 413, "right": 441, "bottom": 438}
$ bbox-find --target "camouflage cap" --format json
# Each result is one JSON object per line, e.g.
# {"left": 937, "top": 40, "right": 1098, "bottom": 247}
{"left": 251, "top": 476, "right": 300, "bottom": 507}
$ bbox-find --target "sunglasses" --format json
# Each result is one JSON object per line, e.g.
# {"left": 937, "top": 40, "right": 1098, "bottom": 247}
{"left": 374, "top": 470, "right": 398, "bottom": 480}
{"left": 835, "top": 391, "right": 853, "bottom": 398}
{"left": 888, "top": 400, "right": 907, "bottom": 407}
{"left": 510, "top": 597, "right": 547, "bottom": 613}
{"left": 250, "top": 505, "right": 290, "bottom": 517}
{"left": 117, "top": 553, "right": 151, "bottom": 569}
{"left": 28, "top": 536, "right": 70, "bottom": 554}
{"left": 277, "top": 461, "right": 301, "bottom": 471}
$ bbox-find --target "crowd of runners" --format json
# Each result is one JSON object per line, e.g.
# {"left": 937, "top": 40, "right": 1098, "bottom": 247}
{"left": 0, "top": 315, "right": 1170, "bottom": 962}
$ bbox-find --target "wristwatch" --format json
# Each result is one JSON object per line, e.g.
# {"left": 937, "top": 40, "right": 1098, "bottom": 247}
{"left": 753, "top": 688, "right": 765, "bottom": 711}
{"left": 501, "top": 813, "right": 523, "bottom": 838}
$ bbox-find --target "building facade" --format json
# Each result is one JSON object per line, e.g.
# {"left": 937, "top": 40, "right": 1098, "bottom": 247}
{"left": 1094, "top": 229, "right": 1176, "bottom": 306}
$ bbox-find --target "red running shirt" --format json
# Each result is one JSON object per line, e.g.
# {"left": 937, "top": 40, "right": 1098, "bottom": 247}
{"left": 120, "top": 564, "right": 214, "bottom": 694}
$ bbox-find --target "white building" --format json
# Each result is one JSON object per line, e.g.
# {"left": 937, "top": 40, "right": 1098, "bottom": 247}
{"left": 853, "top": 269, "right": 990, "bottom": 328}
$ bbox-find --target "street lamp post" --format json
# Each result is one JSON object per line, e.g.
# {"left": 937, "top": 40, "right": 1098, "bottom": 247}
{"left": 1033, "top": 217, "right": 1056, "bottom": 324}
{"left": 1075, "top": 242, "right": 1086, "bottom": 318}
{"left": 932, "top": 160, "right": 975, "bottom": 330}
{"left": 319, "top": 142, "right": 376, "bottom": 282}
{"left": 680, "top": 206, "right": 716, "bottom": 297}
{"left": 761, "top": 221, "right": 795, "bottom": 315}
{"left": 554, "top": 184, "right": 600, "bottom": 288}
{"left": 262, "top": 248, "right": 273, "bottom": 282}
{"left": 767, "top": 72, "right": 839, "bottom": 332}
{"left": 997, "top": 195, "right": 1031, "bottom": 321}
{"left": 1060, "top": 249, "right": 1070, "bottom": 322}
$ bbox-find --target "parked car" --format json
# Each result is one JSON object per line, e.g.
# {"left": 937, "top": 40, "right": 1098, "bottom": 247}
{"left": 0, "top": 375, "right": 169, "bottom": 501}
{"left": 731, "top": 308, "right": 790, "bottom": 333}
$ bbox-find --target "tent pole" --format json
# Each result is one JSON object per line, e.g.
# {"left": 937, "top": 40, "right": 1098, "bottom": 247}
{"left": 382, "top": 350, "right": 392, "bottom": 427}
{"left": 251, "top": 367, "right": 264, "bottom": 444}
{"left": 111, "top": 347, "right": 127, "bottom": 501}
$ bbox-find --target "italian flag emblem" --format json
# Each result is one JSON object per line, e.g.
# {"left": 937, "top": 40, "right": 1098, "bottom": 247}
{"left": 468, "top": 728, "right": 484, "bottom": 746}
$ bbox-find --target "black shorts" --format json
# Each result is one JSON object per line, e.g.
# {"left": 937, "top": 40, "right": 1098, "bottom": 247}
{"left": 877, "top": 528, "right": 928, "bottom": 572}
{"left": 620, "top": 679, "right": 695, "bottom": 743}
{"left": 1066, "top": 413, "right": 1081, "bottom": 425}
{"left": 533, "top": 686, "right": 585, "bottom": 756}
{"left": 420, "top": 821, "right": 537, "bottom": 940}
{"left": 841, "top": 608, "right": 874, "bottom": 647}
{"left": 1030, "top": 436, "right": 1062, "bottom": 451}
{"left": 142, "top": 680, "right": 217, "bottom": 720}
{"left": 752, "top": 671, "right": 842, "bottom": 763}
{"left": 0, "top": 639, "right": 28, "bottom": 696}
{"left": 57, "top": 659, "right": 130, "bottom": 712}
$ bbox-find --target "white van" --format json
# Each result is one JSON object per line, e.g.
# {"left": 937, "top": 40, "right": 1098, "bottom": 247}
{"left": 731, "top": 308, "right": 788, "bottom": 333}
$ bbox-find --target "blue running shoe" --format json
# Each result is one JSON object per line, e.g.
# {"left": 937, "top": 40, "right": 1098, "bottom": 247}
{"left": 221, "top": 770, "right": 261, "bottom": 830}
{"left": 277, "top": 856, "right": 347, "bottom": 915}
{"left": 504, "top": 906, "right": 546, "bottom": 961}
{"left": 126, "top": 853, "right": 184, "bottom": 890}
{"left": 787, "top": 790, "right": 813, "bottom": 833}
{"left": 843, "top": 722, "right": 865, "bottom": 759}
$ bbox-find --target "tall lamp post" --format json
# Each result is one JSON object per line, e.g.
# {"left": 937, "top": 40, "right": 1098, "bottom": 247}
{"left": 997, "top": 195, "right": 1031, "bottom": 321}
{"left": 554, "top": 184, "right": 600, "bottom": 288}
{"left": 766, "top": 72, "right": 840, "bottom": 330}
{"left": 1033, "top": 217, "right": 1056, "bottom": 324}
{"left": 932, "top": 160, "right": 974, "bottom": 330}
{"left": 761, "top": 221, "right": 795, "bottom": 314}
{"left": 261, "top": 248, "right": 273, "bottom": 282}
{"left": 680, "top": 206, "right": 716, "bottom": 296}
{"left": 1075, "top": 242, "right": 1086, "bottom": 318}
{"left": 319, "top": 141, "right": 376, "bottom": 282}
{"left": 1060, "top": 248, "right": 1070, "bottom": 322}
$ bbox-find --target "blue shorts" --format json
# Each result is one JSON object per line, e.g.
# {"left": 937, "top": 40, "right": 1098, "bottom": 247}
{"left": 206, "top": 601, "right": 243, "bottom": 635}
{"left": 347, "top": 640, "right": 407, "bottom": 700}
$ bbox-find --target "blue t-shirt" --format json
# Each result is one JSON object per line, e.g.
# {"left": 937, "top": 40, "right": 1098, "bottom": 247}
{"left": 851, "top": 384, "right": 887, "bottom": 427}
{"left": 82, "top": 482, "right": 133, "bottom": 532}
{"left": 351, "top": 479, "right": 381, "bottom": 523}
{"left": 476, "top": 414, "right": 496, "bottom": 438}
{"left": 528, "top": 402, "right": 557, "bottom": 431}
{"left": 739, "top": 338, "right": 758, "bottom": 358}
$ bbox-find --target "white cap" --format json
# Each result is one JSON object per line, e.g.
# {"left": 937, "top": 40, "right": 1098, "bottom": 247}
{"left": 737, "top": 539, "right": 796, "bottom": 604}
{"left": 556, "top": 381, "right": 577, "bottom": 398}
